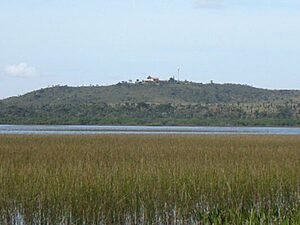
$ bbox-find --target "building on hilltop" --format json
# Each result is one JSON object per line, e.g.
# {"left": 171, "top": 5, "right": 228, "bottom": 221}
{"left": 144, "top": 76, "right": 160, "bottom": 83}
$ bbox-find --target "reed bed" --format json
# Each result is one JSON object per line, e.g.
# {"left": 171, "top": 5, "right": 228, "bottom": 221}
{"left": 0, "top": 134, "right": 299, "bottom": 224}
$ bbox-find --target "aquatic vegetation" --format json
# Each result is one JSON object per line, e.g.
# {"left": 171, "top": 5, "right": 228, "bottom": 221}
{"left": 0, "top": 135, "right": 299, "bottom": 224}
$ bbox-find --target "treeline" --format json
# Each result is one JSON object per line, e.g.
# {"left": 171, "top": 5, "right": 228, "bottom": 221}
{"left": 1, "top": 101, "right": 299, "bottom": 126}
{"left": 1, "top": 82, "right": 300, "bottom": 126}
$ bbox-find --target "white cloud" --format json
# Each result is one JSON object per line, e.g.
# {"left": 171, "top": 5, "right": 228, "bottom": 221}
{"left": 4, "top": 63, "right": 37, "bottom": 77}
{"left": 194, "top": 0, "right": 224, "bottom": 8}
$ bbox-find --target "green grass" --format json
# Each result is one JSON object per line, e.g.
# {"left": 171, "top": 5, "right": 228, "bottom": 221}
{"left": 0, "top": 135, "right": 299, "bottom": 224}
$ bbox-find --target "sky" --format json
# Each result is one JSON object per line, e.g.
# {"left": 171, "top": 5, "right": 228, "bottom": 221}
{"left": 0, "top": 0, "right": 300, "bottom": 99}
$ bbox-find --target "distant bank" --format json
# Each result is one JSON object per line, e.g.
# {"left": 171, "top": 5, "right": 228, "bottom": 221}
{"left": 0, "top": 81, "right": 299, "bottom": 126}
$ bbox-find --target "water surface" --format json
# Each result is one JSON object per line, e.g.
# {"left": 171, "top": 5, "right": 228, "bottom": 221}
{"left": 0, "top": 125, "right": 300, "bottom": 135}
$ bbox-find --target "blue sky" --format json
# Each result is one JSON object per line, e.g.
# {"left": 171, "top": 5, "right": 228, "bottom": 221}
{"left": 0, "top": 0, "right": 300, "bottom": 98}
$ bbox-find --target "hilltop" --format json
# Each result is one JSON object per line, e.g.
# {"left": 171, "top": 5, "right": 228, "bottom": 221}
{"left": 1, "top": 81, "right": 300, "bottom": 126}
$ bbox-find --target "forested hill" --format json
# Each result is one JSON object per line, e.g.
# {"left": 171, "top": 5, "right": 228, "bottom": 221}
{"left": 1, "top": 81, "right": 300, "bottom": 126}
{"left": 2, "top": 81, "right": 300, "bottom": 105}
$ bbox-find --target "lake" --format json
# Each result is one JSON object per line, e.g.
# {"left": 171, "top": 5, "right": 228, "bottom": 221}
{"left": 0, "top": 125, "right": 300, "bottom": 135}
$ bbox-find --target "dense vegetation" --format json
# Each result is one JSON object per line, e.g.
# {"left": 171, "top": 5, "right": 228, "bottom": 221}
{"left": 0, "top": 135, "right": 299, "bottom": 224}
{"left": 1, "top": 81, "right": 300, "bottom": 126}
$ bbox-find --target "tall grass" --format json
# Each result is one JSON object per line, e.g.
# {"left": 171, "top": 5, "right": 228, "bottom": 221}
{"left": 0, "top": 135, "right": 299, "bottom": 224}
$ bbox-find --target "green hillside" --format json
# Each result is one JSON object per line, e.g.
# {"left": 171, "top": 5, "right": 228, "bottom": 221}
{"left": 1, "top": 81, "right": 300, "bottom": 126}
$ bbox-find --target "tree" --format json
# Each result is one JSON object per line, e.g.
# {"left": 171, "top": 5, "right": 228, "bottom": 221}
{"left": 169, "top": 77, "right": 175, "bottom": 83}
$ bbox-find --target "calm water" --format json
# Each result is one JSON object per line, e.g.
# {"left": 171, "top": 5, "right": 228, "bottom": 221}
{"left": 0, "top": 125, "right": 300, "bottom": 135}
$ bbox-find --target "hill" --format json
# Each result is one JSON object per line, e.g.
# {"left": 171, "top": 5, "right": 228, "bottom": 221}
{"left": 1, "top": 81, "right": 300, "bottom": 126}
